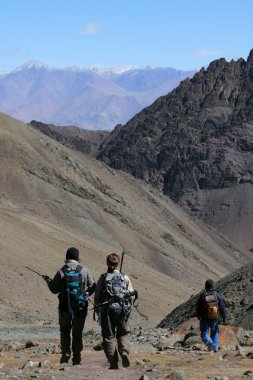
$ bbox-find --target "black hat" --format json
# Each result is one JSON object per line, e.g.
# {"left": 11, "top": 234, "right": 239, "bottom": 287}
{"left": 205, "top": 279, "right": 214, "bottom": 290}
{"left": 66, "top": 247, "right": 79, "bottom": 261}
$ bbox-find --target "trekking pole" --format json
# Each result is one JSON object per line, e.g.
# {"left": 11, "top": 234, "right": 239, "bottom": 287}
{"left": 118, "top": 252, "right": 149, "bottom": 320}
{"left": 91, "top": 300, "right": 110, "bottom": 311}
{"left": 24, "top": 266, "right": 51, "bottom": 280}
{"left": 127, "top": 290, "right": 149, "bottom": 320}
{"left": 120, "top": 250, "right": 125, "bottom": 273}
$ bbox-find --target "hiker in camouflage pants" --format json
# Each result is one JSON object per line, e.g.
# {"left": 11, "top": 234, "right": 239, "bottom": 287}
{"left": 94, "top": 253, "right": 134, "bottom": 369}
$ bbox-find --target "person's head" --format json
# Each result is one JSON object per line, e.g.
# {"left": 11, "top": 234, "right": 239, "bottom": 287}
{"left": 66, "top": 247, "right": 79, "bottom": 262}
{"left": 106, "top": 253, "right": 120, "bottom": 272}
{"left": 205, "top": 279, "right": 214, "bottom": 290}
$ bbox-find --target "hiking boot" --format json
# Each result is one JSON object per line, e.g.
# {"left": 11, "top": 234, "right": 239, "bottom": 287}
{"left": 93, "top": 341, "right": 103, "bottom": 351}
{"left": 121, "top": 351, "right": 130, "bottom": 368}
{"left": 72, "top": 354, "right": 81, "bottom": 365}
{"left": 109, "top": 361, "right": 119, "bottom": 370}
{"left": 60, "top": 353, "right": 70, "bottom": 364}
{"left": 207, "top": 342, "right": 213, "bottom": 352}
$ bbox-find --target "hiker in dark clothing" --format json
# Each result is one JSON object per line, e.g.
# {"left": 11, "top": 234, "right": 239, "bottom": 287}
{"left": 43, "top": 247, "right": 96, "bottom": 365}
{"left": 196, "top": 279, "right": 227, "bottom": 352}
{"left": 94, "top": 253, "right": 134, "bottom": 370}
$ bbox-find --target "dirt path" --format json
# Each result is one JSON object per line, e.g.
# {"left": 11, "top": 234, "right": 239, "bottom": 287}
{"left": 1, "top": 337, "right": 253, "bottom": 380}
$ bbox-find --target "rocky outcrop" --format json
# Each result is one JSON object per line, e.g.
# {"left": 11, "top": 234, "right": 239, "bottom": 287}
{"left": 98, "top": 50, "right": 253, "bottom": 251}
{"left": 98, "top": 51, "right": 253, "bottom": 195}
{"left": 158, "top": 263, "right": 253, "bottom": 331}
{"left": 29, "top": 120, "right": 109, "bottom": 156}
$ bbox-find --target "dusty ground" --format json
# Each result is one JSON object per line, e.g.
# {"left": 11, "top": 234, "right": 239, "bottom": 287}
{"left": 0, "top": 331, "right": 253, "bottom": 380}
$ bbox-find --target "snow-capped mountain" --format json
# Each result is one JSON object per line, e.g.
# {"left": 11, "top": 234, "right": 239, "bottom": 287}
{"left": 0, "top": 61, "right": 195, "bottom": 130}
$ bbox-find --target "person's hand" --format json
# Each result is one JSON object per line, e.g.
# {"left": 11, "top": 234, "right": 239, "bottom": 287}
{"left": 42, "top": 275, "right": 50, "bottom": 282}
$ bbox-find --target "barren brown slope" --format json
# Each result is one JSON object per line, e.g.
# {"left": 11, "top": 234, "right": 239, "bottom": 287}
{"left": 0, "top": 112, "right": 250, "bottom": 329}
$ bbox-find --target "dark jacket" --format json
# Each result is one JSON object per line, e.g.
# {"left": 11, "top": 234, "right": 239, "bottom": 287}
{"left": 196, "top": 289, "right": 226, "bottom": 320}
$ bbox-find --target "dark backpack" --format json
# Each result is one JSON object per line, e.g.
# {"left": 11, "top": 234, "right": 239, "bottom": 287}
{"left": 102, "top": 271, "right": 130, "bottom": 311}
{"left": 204, "top": 291, "right": 219, "bottom": 320}
{"left": 59, "top": 265, "right": 87, "bottom": 313}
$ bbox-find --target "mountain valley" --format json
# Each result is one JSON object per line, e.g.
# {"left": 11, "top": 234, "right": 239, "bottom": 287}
{"left": 0, "top": 112, "right": 250, "bottom": 329}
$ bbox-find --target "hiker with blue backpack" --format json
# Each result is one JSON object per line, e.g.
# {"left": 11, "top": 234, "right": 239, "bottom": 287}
{"left": 196, "top": 279, "right": 227, "bottom": 352}
{"left": 43, "top": 247, "right": 96, "bottom": 365}
{"left": 94, "top": 253, "right": 136, "bottom": 370}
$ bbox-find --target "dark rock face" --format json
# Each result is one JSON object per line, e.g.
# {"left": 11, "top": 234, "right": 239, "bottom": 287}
{"left": 158, "top": 263, "right": 253, "bottom": 331}
{"left": 98, "top": 50, "right": 253, "bottom": 251}
{"left": 29, "top": 120, "right": 109, "bottom": 157}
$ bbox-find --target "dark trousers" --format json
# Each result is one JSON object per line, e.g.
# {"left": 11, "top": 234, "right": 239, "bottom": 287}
{"left": 101, "top": 308, "right": 130, "bottom": 365}
{"left": 59, "top": 308, "right": 87, "bottom": 362}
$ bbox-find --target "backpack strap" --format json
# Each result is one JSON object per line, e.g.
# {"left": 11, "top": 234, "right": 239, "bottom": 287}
{"left": 203, "top": 289, "right": 216, "bottom": 297}
{"left": 61, "top": 264, "right": 68, "bottom": 275}
{"left": 102, "top": 271, "right": 125, "bottom": 278}
{"left": 75, "top": 265, "right": 82, "bottom": 273}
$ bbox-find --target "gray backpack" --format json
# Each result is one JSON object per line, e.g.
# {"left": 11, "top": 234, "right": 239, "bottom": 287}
{"left": 102, "top": 272, "right": 130, "bottom": 311}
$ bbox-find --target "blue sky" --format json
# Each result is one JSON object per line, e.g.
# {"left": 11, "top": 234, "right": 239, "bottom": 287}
{"left": 0, "top": 0, "right": 252, "bottom": 72}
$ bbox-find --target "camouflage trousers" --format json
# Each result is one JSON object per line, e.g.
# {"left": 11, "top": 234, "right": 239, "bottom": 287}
{"left": 100, "top": 308, "right": 131, "bottom": 365}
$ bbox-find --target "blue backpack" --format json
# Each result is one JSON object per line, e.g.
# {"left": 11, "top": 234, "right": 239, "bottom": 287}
{"left": 59, "top": 265, "right": 88, "bottom": 315}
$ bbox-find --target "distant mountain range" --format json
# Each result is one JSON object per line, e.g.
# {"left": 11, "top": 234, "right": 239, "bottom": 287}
{"left": 0, "top": 61, "right": 195, "bottom": 130}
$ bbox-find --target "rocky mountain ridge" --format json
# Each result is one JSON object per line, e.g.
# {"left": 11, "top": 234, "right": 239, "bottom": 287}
{"left": 29, "top": 120, "right": 109, "bottom": 157}
{"left": 98, "top": 49, "right": 253, "bottom": 252}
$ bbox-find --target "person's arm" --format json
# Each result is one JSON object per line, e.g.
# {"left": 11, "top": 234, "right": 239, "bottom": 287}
{"left": 216, "top": 292, "right": 227, "bottom": 322}
{"left": 196, "top": 294, "right": 203, "bottom": 319}
{"left": 44, "top": 270, "right": 62, "bottom": 294}
{"left": 86, "top": 271, "right": 96, "bottom": 296}
{"left": 124, "top": 274, "right": 137, "bottom": 303}
{"left": 94, "top": 275, "right": 104, "bottom": 305}
{"left": 124, "top": 274, "right": 134, "bottom": 293}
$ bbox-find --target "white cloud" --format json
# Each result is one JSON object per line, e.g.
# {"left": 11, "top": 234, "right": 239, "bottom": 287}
{"left": 194, "top": 49, "right": 220, "bottom": 57}
{"left": 80, "top": 22, "right": 99, "bottom": 35}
